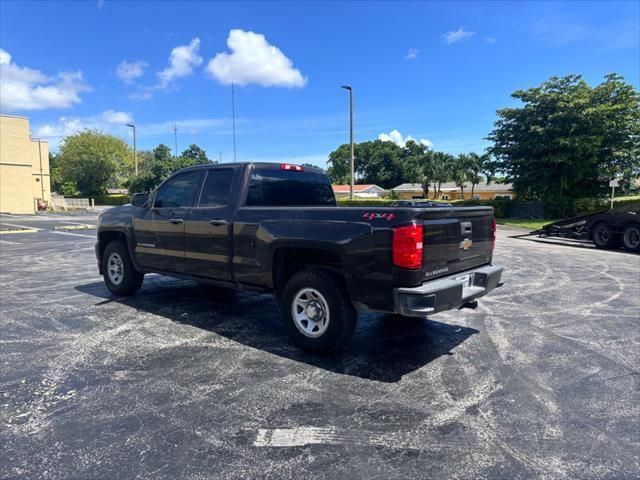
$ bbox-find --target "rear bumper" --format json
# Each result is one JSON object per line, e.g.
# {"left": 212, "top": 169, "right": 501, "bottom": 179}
{"left": 393, "top": 265, "right": 503, "bottom": 317}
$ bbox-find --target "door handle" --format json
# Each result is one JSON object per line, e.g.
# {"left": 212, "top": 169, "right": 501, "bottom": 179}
{"left": 209, "top": 219, "right": 228, "bottom": 226}
{"left": 169, "top": 218, "right": 184, "bottom": 224}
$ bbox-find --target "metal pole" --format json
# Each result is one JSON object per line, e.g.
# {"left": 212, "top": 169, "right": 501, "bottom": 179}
{"left": 173, "top": 123, "right": 178, "bottom": 159}
{"left": 341, "top": 85, "right": 354, "bottom": 200}
{"left": 232, "top": 83, "right": 237, "bottom": 163}
{"left": 126, "top": 124, "right": 137, "bottom": 175}
{"left": 37, "top": 139, "right": 45, "bottom": 201}
{"left": 349, "top": 89, "right": 354, "bottom": 200}
{"left": 219, "top": 151, "right": 222, "bottom": 163}
{"left": 132, "top": 125, "right": 137, "bottom": 175}
{"left": 610, "top": 186, "right": 615, "bottom": 209}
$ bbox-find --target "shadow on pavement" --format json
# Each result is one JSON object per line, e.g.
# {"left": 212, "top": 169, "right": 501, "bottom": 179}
{"left": 76, "top": 278, "right": 478, "bottom": 383}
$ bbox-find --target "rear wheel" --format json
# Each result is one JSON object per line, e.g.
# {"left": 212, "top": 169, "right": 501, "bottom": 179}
{"left": 102, "top": 240, "right": 144, "bottom": 296}
{"left": 280, "top": 269, "right": 357, "bottom": 353}
{"left": 592, "top": 222, "right": 619, "bottom": 249}
{"left": 622, "top": 223, "right": 640, "bottom": 253}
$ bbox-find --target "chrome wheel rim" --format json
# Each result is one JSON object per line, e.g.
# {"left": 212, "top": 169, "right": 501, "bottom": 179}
{"left": 291, "top": 288, "right": 330, "bottom": 338}
{"left": 624, "top": 227, "right": 640, "bottom": 248}
{"left": 107, "top": 252, "right": 124, "bottom": 285}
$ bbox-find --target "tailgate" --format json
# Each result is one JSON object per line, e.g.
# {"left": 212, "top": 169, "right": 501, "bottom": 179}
{"left": 419, "top": 207, "right": 494, "bottom": 281}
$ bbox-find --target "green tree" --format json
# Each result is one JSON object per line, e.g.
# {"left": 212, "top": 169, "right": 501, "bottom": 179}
{"left": 451, "top": 154, "right": 472, "bottom": 198}
{"left": 488, "top": 74, "right": 640, "bottom": 207}
{"left": 57, "top": 130, "right": 131, "bottom": 195}
{"left": 403, "top": 141, "right": 433, "bottom": 197}
{"left": 467, "top": 152, "right": 491, "bottom": 197}
{"left": 431, "top": 152, "right": 452, "bottom": 199}
{"left": 327, "top": 144, "right": 351, "bottom": 184}
{"left": 180, "top": 144, "right": 211, "bottom": 164}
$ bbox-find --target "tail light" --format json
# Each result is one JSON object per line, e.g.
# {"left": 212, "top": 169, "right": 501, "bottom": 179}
{"left": 281, "top": 163, "right": 304, "bottom": 172}
{"left": 492, "top": 217, "right": 497, "bottom": 250}
{"left": 393, "top": 224, "right": 424, "bottom": 269}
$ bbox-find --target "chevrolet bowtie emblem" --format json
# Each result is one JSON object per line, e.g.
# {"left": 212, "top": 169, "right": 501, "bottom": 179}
{"left": 460, "top": 238, "right": 473, "bottom": 250}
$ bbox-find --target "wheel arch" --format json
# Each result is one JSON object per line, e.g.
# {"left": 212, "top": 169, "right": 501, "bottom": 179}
{"left": 97, "top": 229, "right": 138, "bottom": 273}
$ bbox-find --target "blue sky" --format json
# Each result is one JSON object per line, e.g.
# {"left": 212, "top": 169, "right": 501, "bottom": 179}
{"left": 1, "top": 0, "right": 638, "bottom": 167}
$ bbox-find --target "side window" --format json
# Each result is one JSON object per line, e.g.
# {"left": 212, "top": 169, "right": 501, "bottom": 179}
{"left": 154, "top": 171, "right": 202, "bottom": 208}
{"left": 198, "top": 169, "right": 235, "bottom": 207}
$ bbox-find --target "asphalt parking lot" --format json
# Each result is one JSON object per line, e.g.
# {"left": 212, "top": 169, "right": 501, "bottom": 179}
{"left": 1, "top": 212, "right": 638, "bottom": 479}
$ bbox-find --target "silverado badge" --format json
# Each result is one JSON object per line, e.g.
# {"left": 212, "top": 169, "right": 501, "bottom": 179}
{"left": 460, "top": 238, "right": 473, "bottom": 250}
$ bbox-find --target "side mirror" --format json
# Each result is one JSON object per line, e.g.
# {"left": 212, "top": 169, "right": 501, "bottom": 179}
{"left": 131, "top": 193, "right": 149, "bottom": 207}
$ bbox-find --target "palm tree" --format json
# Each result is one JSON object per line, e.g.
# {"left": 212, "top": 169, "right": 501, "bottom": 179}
{"left": 467, "top": 152, "right": 488, "bottom": 198}
{"left": 451, "top": 154, "right": 472, "bottom": 198}
{"left": 430, "top": 152, "right": 452, "bottom": 199}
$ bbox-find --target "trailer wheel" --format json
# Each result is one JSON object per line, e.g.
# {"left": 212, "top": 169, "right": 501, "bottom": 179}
{"left": 592, "top": 222, "right": 619, "bottom": 250}
{"left": 622, "top": 223, "right": 640, "bottom": 253}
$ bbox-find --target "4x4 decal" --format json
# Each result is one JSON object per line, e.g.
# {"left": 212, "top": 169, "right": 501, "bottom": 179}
{"left": 362, "top": 212, "right": 396, "bottom": 221}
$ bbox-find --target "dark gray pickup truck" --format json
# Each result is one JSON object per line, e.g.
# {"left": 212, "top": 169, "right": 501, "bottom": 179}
{"left": 96, "top": 162, "right": 503, "bottom": 352}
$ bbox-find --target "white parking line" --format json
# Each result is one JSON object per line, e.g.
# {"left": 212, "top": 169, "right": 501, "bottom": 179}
{"left": 254, "top": 427, "right": 466, "bottom": 450}
{"left": 0, "top": 223, "right": 41, "bottom": 231}
{"left": 51, "top": 231, "right": 96, "bottom": 239}
{"left": 0, "top": 239, "right": 21, "bottom": 245}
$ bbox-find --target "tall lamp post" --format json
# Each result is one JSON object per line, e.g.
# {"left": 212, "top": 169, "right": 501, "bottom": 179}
{"left": 341, "top": 85, "right": 354, "bottom": 200}
{"left": 126, "top": 124, "right": 137, "bottom": 175}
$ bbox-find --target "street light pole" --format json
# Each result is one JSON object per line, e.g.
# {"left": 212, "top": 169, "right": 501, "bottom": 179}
{"left": 126, "top": 124, "right": 137, "bottom": 175}
{"left": 341, "top": 85, "right": 354, "bottom": 200}
{"left": 231, "top": 82, "right": 237, "bottom": 163}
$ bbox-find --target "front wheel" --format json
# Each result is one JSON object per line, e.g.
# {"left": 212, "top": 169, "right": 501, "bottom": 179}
{"left": 102, "top": 240, "right": 144, "bottom": 296}
{"left": 622, "top": 223, "right": 640, "bottom": 253}
{"left": 280, "top": 269, "right": 357, "bottom": 353}
{"left": 592, "top": 222, "right": 619, "bottom": 249}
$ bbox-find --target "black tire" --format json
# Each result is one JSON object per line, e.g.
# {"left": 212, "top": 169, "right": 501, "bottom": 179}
{"left": 280, "top": 269, "right": 357, "bottom": 353}
{"left": 592, "top": 221, "right": 619, "bottom": 249}
{"left": 622, "top": 223, "right": 640, "bottom": 253}
{"left": 102, "top": 240, "right": 144, "bottom": 296}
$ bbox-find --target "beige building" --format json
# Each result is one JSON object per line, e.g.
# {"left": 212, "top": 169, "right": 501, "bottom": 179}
{"left": 392, "top": 181, "right": 515, "bottom": 201}
{"left": 0, "top": 114, "right": 51, "bottom": 214}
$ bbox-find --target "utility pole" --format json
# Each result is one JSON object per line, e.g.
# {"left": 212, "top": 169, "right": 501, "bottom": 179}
{"left": 341, "top": 85, "right": 354, "bottom": 200}
{"left": 219, "top": 151, "right": 222, "bottom": 164}
{"left": 231, "top": 82, "right": 237, "bottom": 163}
{"left": 126, "top": 124, "right": 137, "bottom": 175}
{"left": 172, "top": 123, "right": 178, "bottom": 159}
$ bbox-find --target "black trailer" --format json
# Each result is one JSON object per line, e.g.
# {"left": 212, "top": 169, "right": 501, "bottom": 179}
{"left": 535, "top": 203, "right": 640, "bottom": 252}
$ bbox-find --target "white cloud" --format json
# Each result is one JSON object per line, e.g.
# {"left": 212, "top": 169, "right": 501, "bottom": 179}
{"left": 101, "top": 110, "right": 133, "bottom": 124}
{"left": 442, "top": 27, "right": 476, "bottom": 45}
{"left": 34, "top": 110, "right": 134, "bottom": 147}
{"left": 116, "top": 60, "right": 148, "bottom": 84}
{"left": 405, "top": 48, "right": 419, "bottom": 60}
{"left": 0, "top": 49, "right": 10, "bottom": 65}
{"left": 157, "top": 37, "right": 202, "bottom": 90}
{"left": 0, "top": 48, "right": 90, "bottom": 112}
{"left": 378, "top": 129, "right": 432, "bottom": 148}
{"left": 485, "top": 37, "right": 497, "bottom": 44}
{"left": 206, "top": 29, "right": 307, "bottom": 87}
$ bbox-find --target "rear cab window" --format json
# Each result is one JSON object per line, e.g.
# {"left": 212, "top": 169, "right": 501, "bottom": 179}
{"left": 246, "top": 166, "right": 336, "bottom": 207}
{"left": 198, "top": 169, "right": 235, "bottom": 207}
